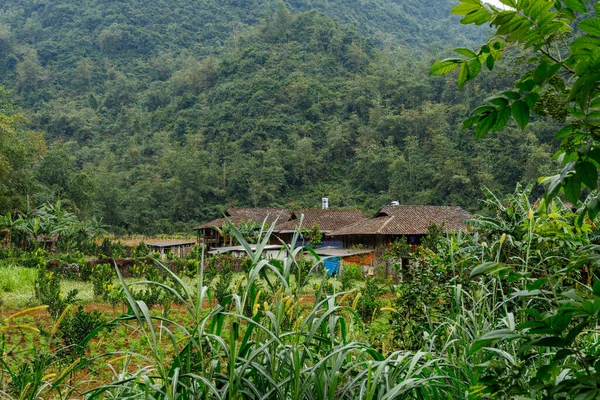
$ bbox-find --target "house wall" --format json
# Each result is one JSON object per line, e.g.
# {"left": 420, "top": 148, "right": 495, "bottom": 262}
{"left": 151, "top": 243, "right": 196, "bottom": 260}
{"left": 197, "top": 228, "right": 220, "bottom": 247}
{"left": 274, "top": 233, "right": 342, "bottom": 248}
{"left": 342, "top": 253, "right": 373, "bottom": 265}
{"left": 228, "top": 249, "right": 287, "bottom": 260}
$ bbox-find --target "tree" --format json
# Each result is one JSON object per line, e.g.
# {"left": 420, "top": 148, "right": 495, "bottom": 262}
{"left": 431, "top": 0, "right": 600, "bottom": 220}
{"left": 0, "top": 88, "right": 45, "bottom": 212}
{"left": 16, "top": 50, "right": 47, "bottom": 93}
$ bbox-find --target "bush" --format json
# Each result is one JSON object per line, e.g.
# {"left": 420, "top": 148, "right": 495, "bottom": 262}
{"left": 111, "top": 241, "right": 127, "bottom": 258}
{"left": 35, "top": 268, "right": 78, "bottom": 319}
{"left": 20, "top": 248, "right": 48, "bottom": 269}
{"left": 133, "top": 241, "right": 149, "bottom": 258}
{"left": 98, "top": 237, "right": 112, "bottom": 257}
{"left": 340, "top": 263, "right": 363, "bottom": 291}
{"left": 176, "top": 258, "right": 199, "bottom": 278}
{"left": 130, "top": 260, "right": 150, "bottom": 278}
{"left": 91, "top": 263, "right": 114, "bottom": 300}
{"left": 213, "top": 262, "right": 233, "bottom": 305}
{"left": 356, "top": 277, "right": 386, "bottom": 323}
{"left": 294, "top": 257, "right": 313, "bottom": 289}
{"left": 186, "top": 244, "right": 204, "bottom": 261}
{"left": 59, "top": 306, "right": 106, "bottom": 355}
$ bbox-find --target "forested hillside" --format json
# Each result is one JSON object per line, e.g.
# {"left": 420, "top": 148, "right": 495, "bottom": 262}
{"left": 0, "top": 0, "right": 559, "bottom": 233}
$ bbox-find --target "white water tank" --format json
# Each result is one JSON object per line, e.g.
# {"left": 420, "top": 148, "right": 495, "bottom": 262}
{"left": 391, "top": 201, "right": 400, "bottom": 206}
{"left": 322, "top": 198, "right": 329, "bottom": 210}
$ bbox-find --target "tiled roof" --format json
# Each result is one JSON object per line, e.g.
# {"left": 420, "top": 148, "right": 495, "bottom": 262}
{"left": 274, "top": 209, "right": 365, "bottom": 233}
{"left": 328, "top": 206, "right": 472, "bottom": 236}
{"left": 193, "top": 208, "right": 292, "bottom": 230}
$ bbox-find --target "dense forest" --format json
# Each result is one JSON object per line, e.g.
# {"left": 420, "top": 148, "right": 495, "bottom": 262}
{"left": 0, "top": 0, "right": 560, "bottom": 233}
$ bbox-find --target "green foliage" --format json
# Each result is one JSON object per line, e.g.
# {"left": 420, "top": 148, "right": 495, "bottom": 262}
{"left": 0, "top": 1, "right": 552, "bottom": 233}
{"left": 3, "top": 352, "right": 54, "bottom": 399}
{"left": 300, "top": 223, "right": 323, "bottom": 248}
{"left": 356, "top": 277, "right": 386, "bottom": 322}
{"left": 212, "top": 261, "right": 233, "bottom": 305}
{"left": 433, "top": 0, "right": 600, "bottom": 219}
{"left": 34, "top": 268, "right": 77, "bottom": 319}
{"left": 18, "top": 248, "right": 47, "bottom": 269}
{"left": 293, "top": 257, "right": 314, "bottom": 290}
{"left": 58, "top": 306, "right": 105, "bottom": 356}
{"left": 383, "top": 236, "right": 412, "bottom": 266}
{"left": 90, "top": 263, "right": 113, "bottom": 301}
{"left": 0, "top": 201, "right": 106, "bottom": 254}
{"left": 340, "top": 263, "right": 362, "bottom": 291}
{"left": 132, "top": 241, "right": 149, "bottom": 258}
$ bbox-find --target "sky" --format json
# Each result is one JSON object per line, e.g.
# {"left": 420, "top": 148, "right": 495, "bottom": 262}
{"left": 483, "top": 0, "right": 509, "bottom": 8}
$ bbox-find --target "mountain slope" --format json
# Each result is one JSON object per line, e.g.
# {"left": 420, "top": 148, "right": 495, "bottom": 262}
{"left": 0, "top": 1, "right": 556, "bottom": 234}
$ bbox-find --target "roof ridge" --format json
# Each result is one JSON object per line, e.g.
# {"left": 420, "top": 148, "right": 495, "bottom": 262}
{"left": 377, "top": 215, "right": 395, "bottom": 234}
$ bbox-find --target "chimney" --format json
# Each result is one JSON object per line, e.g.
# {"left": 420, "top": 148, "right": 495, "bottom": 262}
{"left": 322, "top": 198, "right": 329, "bottom": 210}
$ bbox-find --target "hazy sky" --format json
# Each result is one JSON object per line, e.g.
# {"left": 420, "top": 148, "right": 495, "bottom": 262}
{"left": 483, "top": 0, "right": 509, "bottom": 8}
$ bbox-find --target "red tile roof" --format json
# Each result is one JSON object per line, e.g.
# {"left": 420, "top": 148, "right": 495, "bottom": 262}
{"left": 274, "top": 209, "right": 365, "bottom": 233}
{"left": 193, "top": 208, "right": 292, "bottom": 230}
{"left": 328, "top": 205, "right": 472, "bottom": 236}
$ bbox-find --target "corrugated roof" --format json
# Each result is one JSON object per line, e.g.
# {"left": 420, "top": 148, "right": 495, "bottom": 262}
{"left": 193, "top": 208, "right": 292, "bottom": 230}
{"left": 208, "top": 244, "right": 284, "bottom": 255}
{"left": 147, "top": 241, "right": 197, "bottom": 248}
{"left": 328, "top": 205, "right": 472, "bottom": 236}
{"left": 274, "top": 209, "right": 365, "bottom": 233}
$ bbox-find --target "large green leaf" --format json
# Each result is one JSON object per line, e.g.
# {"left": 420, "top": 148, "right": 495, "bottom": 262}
{"left": 430, "top": 59, "right": 461, "bottom": 75}
{"left": 475, "top": 111, "right": 496, "bottom": 138}
{"left": 452, "top": 2, "right": 482, "bottom": 15}
{"left": 565, "top": 0, "right": 587, "bottom": 13}
{"left": 470, "top": 262, "right": 510, "bottom": 278}
{"left": 563, "top": 174, "right": 582, "bottom": 204}
{"left": 579, "top": 18, "right": 600, "bottom": 36}
{"left": 554, "top": 124, "right": 573, "bottom": 140}
{"left": 575, "top": 161, "right": 598, "bottom": 190}
{"left": 493, "top": 106, "right": 512, "bottom": 132}
{"left": 458, "top": 62, "right": 469, "bottom": 89}
{"left": 512, "top": 100, "right": 530, "bottom": 129}
{"left": 471, "top": 329, "right": 522, "bottom": 353}
{"left": 455, "top": 47, "right": 477, "bottom": 57}
{"left": 486, "top": 54, "right": 495, "bottom": 70}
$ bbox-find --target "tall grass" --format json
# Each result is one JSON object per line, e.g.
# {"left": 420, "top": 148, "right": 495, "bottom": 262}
{"left": 49, "top": 218, "right": 452, "bottom": 399}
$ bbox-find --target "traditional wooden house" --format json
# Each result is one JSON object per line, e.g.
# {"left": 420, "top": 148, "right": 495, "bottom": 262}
{"left": 273, "top": 209, "right": 366, "bottom": 247}
{"left": 193, "top": 208, "right": 292, "bottom": 248}
{"left": 327, "top": 205, "right": 472, "bottom": 248}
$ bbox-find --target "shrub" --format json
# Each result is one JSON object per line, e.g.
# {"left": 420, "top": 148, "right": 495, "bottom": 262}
{"left": 91, "top": 263, "right": 114, "bottom": 300}
{"left": 20, "top": 248, "right": 48, "bottom": 269}
{"left": 58, "top": 306, "right": 106, "bottom": 355}
{"left": 186, "top": 244, "right": 203, "bottom": 261}
{"left": 213, "top": 262, "right": 233, "bottom": 305}
{"left": 133, "top": 241, "right": 149, "bottom": 258}
{"left": 130, "top": 260, "right": 150, "bottom": 278}
{"left": 98, "top": 237, "right": 112, "bottom": 257}
{"left": 35, "top": 268, "right": 78, "bottom": 319}
{"left": 111, "top": 241, "right": 127, "bottom": 258}
{"left": 176, "top": 258, "right": 199, "bottom": 278}
{"left": 294, "top": 257, "right": 313, "bottom": 289}
{"left": 340, "top": 263, "right": 363, "bottom": 291}
{"left": 356, "top": 277, "right": 386, "bottom": 323}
